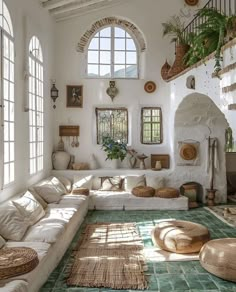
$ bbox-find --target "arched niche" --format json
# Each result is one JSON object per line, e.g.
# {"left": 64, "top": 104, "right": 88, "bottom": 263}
{"left": 174, "top": 93, "right": 229, "bottom": 203}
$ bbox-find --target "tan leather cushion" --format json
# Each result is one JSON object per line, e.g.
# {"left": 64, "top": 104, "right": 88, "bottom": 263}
{"left": 132, "top": 186, "right": 155, "bottom": 197}
{"left": 199, "top": 238, "right": 236, "bottom": 282}
{"left": 155, "top": 187, "right": 179, "bottom": 198}
{"left": 152, "top": 220, "right": 210, "bottom": 254}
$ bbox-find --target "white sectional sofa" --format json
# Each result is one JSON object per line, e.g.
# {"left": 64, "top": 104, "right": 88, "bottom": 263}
{"left": 0, "top": 172, "right": 188, "bottom": 292}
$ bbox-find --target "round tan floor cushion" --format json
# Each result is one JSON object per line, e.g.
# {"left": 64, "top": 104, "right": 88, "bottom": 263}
{"left": 152, "top": 220, "right": 210, "bottom": 254}
{"left": 0, "top": 247, "right": 39, "bottom": 280}
{"left": 199, "top": 238, "right": 236, "bottom": 282}
{"left": 155, "top": 187, "right": 179, "bottom": 198}
{"left": 132, "top": 186, "right": 155, "bottom": 197}
{"left": 72, "top": 187, "right": 90, "bottom": 196}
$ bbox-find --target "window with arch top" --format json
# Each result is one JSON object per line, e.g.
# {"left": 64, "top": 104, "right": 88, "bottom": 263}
{"left": 87, "top": 26, "right": 138, "bottom": 78}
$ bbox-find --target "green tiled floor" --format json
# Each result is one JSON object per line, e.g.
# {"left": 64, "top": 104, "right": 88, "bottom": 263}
{"left": 40, "top": 208, "right": 236, "bottom": 292}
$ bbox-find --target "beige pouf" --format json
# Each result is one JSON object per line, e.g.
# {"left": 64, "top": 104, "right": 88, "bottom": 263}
{"left": 72, "top": 187, "right": 90, "bottom": 196}
{"left": 199, "top": 238, "right": 236, "bottom": 282}
{"left": 152, "top": 220, "right": 210, "bottom": 254}
{"left": 155, "top": 187, "right": 179, "bottom": 198}
{"left": 132, "top": 186, "right": 155, "bottom": 197}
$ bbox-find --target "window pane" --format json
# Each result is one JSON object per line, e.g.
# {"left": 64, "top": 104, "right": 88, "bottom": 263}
{"left": 88, "top": 51, "right": 99, "bottom": 63}
{"left": 126, "top": 52, "right": 137, "bottom": 64}
{"left": 114, "top": 65, "right": 125, "bottom": 77}
{"left": 3, "top": 58, "right": 9, "bottom": 79}
{"left": 114, "top": 51, "right": 125, "bottom": 64}
{"left": 100, "top": 27, "right": 111, "bottom": 37}
{"left": 100, "top": 37, "right": 111, "bottom": 50}
{"left": 88, "top": 38, "right": 99, "bottom": 50}
{"left": 127, "top": 38, "right": 136, "bottom": 50}
{"left": 100, "top": 51, "right": 111, "bottom": 64}
{"left": 141, "top": 108, "right": 162, "bottom": 144}
{"left": 88, "top": 64, "right": 98, "bottom": 77}
{"left": 115, "top": 38, "right": 125, "bottom": 50}
{"left": 3, "top": 35, "right": 9, "bottom": 58}
{"left": 4, "top": 80, "right": 9, "bottom": 100}
{"left": 100, "top": 65, "right": 111, "bottom": 77}
{"left": 126, "top": 65, "right": 138, "bottom": 78}
{"left": 115, "top": 27, "right": 125, "bottom": 38}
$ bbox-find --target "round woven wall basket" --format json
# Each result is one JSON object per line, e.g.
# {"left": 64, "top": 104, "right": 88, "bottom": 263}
{"left": 185, "top": 0, "right": 199, "bottom": 6}
{"left": 161, "top": 61, "right": 171, "bottom": 81}
{"left": 180, "top": 143, "right": 197, "bottom": 160}
{"left": 0, "top": 247, "right": 39, "bottom": 280}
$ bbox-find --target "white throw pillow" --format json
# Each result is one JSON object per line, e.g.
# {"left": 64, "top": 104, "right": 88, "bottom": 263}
{"left": 28, "top": 188, "right": 48, "bottom": 209}
{"left": 124, "top": 175, "right": 145, "bottom": 192}
{"left": 73, "top": 175, "right": 93, "bottom": 189}
{"left": 33, "top": 176, "right": 66, "bottom": 203}
{"left": 0, "top": 235, "right": 5, "bottom": 249}
{"left": 99, "top": 177, "right": 124, "bottom": 191}
{"left": 145, "top": 176, "right": 165, "bottom": 189}
{"left": 0, "top": 202, "right": 30, "bottom": 241}
{"left": 57, "top": 176, "right": 72, "bottom": 193}
{"left": 12, "top": 191, "right": 45, "bottom": 226}
{"left": 92, "top": 176, "right": 102, "bottom": 190}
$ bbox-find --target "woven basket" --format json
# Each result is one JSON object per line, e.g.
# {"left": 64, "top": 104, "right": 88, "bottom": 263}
{"left": 0, "top": 247, "right": 39, "bottom": 280}
{"left": 155, "top": 187, "right": 179, "bottom": 198}
{"left": 161, "top": 60, "right": 171, "bottom": 81}
{"left": 168, "top": 44, "right": 189, "bottom": 78}
{"left": 132, "top": 186, "right": 155, "bottom": 197}
{"left": 72, "top": 187, "right": 90, "bottom": 196}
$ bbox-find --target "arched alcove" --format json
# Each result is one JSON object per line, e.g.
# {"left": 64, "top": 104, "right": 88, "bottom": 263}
{"left": 174, "top": 93, "right": 229, "bottom": 203}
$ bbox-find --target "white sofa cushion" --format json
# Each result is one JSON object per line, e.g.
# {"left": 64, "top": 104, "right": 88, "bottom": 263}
{"left": 27, "top": 189, "right": 48, "bottom": 209}
{"left": 124, "top": 175, "right": 145, "bottom": 191}
{"left": 0, "top": 235, "right": 5, "bottom": 249}
{"left": 23, "top": 221, "right": 65, "bottom": 243}
{"left": 57, "top": 176, "right": 72, "bottom": 193}
{"left": 145, "top": 176, "right": 165, "bottom": 189}
{"left": 0, "top": 203, "right": 30, "bottom": 241}
{"left": 73, "top": 175, "right": 93, "bottom": 189}
{"left": 12, "top": 191, "right": 45, "bottom": 226}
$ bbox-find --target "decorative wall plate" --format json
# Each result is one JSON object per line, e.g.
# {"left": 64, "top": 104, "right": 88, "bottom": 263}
{"left": 144, "top": 81, "right": 156, "bottom": 93}
{"left": 180, "top": 143, "right": 197, "bottom": 160}
{"left": 185, "top": 0, "right": 199, "bottom": 6}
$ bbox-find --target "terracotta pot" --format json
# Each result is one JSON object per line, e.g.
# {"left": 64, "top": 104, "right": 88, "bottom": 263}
{"left": 168, "top": 44, "right": 189, "bottom": 78}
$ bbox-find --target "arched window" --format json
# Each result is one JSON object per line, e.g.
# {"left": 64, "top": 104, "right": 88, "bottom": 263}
{"left": 0, "top": 1, "right": 14, "bottom": 186}
{"left": 28, "top": 36, "right": 44, "bottom": 175}
{"left": 87, "top": 26, "right": 138, "bottom": 78}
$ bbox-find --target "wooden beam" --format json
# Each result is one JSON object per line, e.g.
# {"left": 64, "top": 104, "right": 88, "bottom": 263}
{"left": 50, "top": 0, "right": 111, "bottom": 15}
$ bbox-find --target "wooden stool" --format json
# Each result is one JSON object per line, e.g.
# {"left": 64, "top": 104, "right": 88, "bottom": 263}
{"left": 199, "top": 238, "right": 236, "bottom": 282}
{"left": 152, "top": 220, "right": 210, "bottom": 254}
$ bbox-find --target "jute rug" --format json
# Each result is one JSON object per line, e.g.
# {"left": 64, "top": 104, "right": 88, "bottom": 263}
{"left": 67, "top": 223, "right": 148, "bottom": 290}
{"left": 205, "top": 205, "right": 236, "bottom": 227}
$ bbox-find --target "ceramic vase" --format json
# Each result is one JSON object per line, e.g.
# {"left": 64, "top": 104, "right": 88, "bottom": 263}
{"left": 52, "top": 151, "right": 70, "bottom": 170}
{"left": 110, "top": 159, "right": 119, "bottom": 169}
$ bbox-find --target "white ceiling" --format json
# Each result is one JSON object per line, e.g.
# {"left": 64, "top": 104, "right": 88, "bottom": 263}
{"left": 40, "top": 0, "right": 128, "bottom": 21}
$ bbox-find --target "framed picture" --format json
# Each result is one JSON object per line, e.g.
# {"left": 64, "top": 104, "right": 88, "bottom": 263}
{"left": 66, "top": 85, "right": 83, "bottom": 108}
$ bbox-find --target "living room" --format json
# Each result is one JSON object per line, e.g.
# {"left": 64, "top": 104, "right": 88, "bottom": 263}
{"left": 0, "top": 0, "right": 236, "bottom": 291}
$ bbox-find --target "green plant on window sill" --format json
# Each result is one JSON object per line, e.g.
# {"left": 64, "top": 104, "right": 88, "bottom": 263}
{"left": 101, "top": 136, "right": 127, "bottom": 161}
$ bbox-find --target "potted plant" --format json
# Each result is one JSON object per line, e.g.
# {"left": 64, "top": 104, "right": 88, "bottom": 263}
{"left": 162, "top": 16, "right": 190, "bottom": 77}
{"left": 101, "top": 136, "right": 127, "bottom": 168}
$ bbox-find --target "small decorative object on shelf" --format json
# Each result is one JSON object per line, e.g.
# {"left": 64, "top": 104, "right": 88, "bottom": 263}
{"left": 101, "top": 136, "right": 127, "bottom": 166}
{"left": 144, "top": 81, "right": 156, "bottom": 93}
{"left": 137, "top": 153, "right": 148, "bottom": 169}
{"left": 106, "top": 81, "right": 118, "bottom": 101}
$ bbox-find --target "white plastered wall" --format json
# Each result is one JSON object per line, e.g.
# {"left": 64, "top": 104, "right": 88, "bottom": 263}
{"left": 0, "top": 0, "right": 55, "bottom": 202}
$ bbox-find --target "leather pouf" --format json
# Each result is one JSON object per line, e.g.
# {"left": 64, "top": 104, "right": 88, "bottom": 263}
{"left": 199, "top": 238, "right": 236, "bottom": 282}
{"left": 155, "top": 187, "right": 179, "bottom": 198}
{"left": 132, "top": 186, "right": 155, "bottom": 197}
{"left": 152, "top": 220, "right": 210, "bottom": 254}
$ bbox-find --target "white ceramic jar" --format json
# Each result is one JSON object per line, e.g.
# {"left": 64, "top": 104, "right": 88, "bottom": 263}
{"left": 52, "top": 151, "right": 70, "bottom": 170}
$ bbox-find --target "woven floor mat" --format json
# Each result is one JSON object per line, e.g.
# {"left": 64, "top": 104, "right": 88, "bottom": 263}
{"left": 67, "top": 223, "right": 147, "bottom": 290}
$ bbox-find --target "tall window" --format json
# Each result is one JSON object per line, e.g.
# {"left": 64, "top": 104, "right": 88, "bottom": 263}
{"left": 141, "top": 107, "right": 162, "bottom": 144}
{"left": 96, "top": 108, "right": 128, "bottom": 144}
{"left": 0, "top": 1, "right": 15, "bottom": 186}
{"left": 87, "top": 26, "right": 138, "bottom": 78}
{"left": 28, "top": 36, "right": 44, "bottom": 175}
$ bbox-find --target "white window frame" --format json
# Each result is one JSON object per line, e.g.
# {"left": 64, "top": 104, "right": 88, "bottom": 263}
{"left": 0, "top": 1, "right": 15, "bottom": 187}
{"left": 86, "top": 25, "right": 139, "bottom": 79}
{"left": 28, "top": 36, "right": 44, "bottom": 175}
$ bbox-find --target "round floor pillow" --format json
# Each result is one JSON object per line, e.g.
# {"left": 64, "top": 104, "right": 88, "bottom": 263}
{"left": 155, "top": 187, "right": 179, "bottom": 198}
{"left": 72, "top": 187, "right": 90, "bottom": 196}
{"left": 132, "top": 186, "right": 155, "bottom": 197}
{"left": 199, "top": 238, "right": 236, "bottom": 282}
{"left": 0, "top": 247, "right": 39, "bottom": 280}
{"left": 152, "top": 220, "right": 210, "bottom": 254}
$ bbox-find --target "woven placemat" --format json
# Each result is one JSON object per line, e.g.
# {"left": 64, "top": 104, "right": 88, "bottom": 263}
{"left": 0, "top": 247, "right": 39, "bottom": 280}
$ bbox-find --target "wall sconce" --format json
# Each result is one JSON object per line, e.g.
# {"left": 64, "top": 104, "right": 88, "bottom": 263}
{"left": 51, "top": 80, "right": 59, "bottom": 109}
